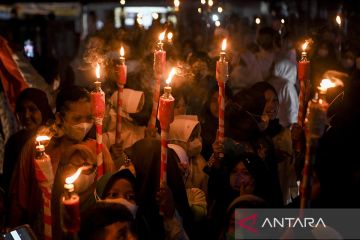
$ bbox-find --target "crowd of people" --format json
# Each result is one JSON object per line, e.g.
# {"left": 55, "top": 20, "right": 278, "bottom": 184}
{"left": 1, "top": 8, "right": 360, "bottom": 240}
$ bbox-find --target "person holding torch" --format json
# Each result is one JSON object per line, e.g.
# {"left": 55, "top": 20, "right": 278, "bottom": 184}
{"left": 300, "top": 78, "right": 342, "bottom": 208}
{"left": 9, "top": 87, "right": 114, "bottom": 237}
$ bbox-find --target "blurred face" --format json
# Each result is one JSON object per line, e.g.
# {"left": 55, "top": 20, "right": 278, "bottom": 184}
{"left": 174, "top": 97, "right": 186, "bottom": 116}
{"left": 18, "top": 100, "right": 43, "bottom": 130}
{"left": 105, "top": 179, "right": 136, "bottom": 204}
{"left": 229, "top": 162, "right": 255, "bottom": 195}
{"left": 263, "top": 89, "right": 279, "bottom": 120}
{"left": 103, "top": 222, "right": 135, "bottom": 240}
{"left": 210, "top": 92, "right": 218, "bottom": 118}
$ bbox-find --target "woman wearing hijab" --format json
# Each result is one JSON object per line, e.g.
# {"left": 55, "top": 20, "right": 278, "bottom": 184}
{"left": 123, "top": 138, "right": 193, "bottom": 239}
{"left": 96, "top": 167, "right": 189, "bottom": 240}
{"left": 268, "top": 58, "right": 299, "bottom": 128}
{"left": 2, "top": 88, "right": 54, "bottom": 200}
{"left": 51, "top": 144, "right": 100, "bottom": 239}
{"left": 245, "top": 82, "right": 297, "bottom": 205}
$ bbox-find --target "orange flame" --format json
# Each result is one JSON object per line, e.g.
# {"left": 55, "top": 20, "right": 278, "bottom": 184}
{"left": 159, "top": 31, "right": 165, "bottom": 41}
{"left": 65, "top": 166, "right": 92, "bottom": 184}
{"left": 336, "top": 15, "right": 341, "bottom": 26}
{"left": 221, "top": 39, "right": 227, "bottom": 51}
{"left": 302, "top": 41, "right": 309, "bottom": 51}
{"left": 120, "top": 46, "right": 125, "bottom": 57}
{"left": 95, "top": 63, "right": 100, "bottom": 79}
{"left": 166, "top": 68, "right": 176, "bottom": 85}
{"left": 36, "top": 135, "right": 50, "bottom": 143}
{"left": 167, "top": 32, "right": 173, "bottom": 41}
{"left": 318, "top": 79, "right": 337, "bottom": 92}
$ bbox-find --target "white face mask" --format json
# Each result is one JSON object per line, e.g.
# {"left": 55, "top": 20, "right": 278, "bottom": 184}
{"left": 75, "top": 170, "right": 96, "bottom": 193}
{"left": 99, "top": 198, "right": 138, "bottom": 218}
{"left": 187, "top": 138, "right": 202, "bottom": 157}
{"left": 64, "top": 122, "right": 93, "bottom": 142}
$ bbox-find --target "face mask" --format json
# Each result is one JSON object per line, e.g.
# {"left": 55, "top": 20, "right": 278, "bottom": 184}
{"left": 187, "top": 138, "right": 202, "bottom": 157}
{"left": 63, "top": 122, "right": 93, "bottom": 142}
{"left": 99, "top": 198, "right": 138, "bottom": 218}
{"left": 75, "top": 170, "right": 96, "bottom": 193}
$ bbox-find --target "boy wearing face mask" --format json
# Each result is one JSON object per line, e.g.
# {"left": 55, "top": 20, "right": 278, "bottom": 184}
{"left": 9, "top": 86, "right": 115, "bottom": 238}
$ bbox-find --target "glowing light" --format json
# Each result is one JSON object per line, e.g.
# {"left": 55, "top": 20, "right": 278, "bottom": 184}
{"left": 167, "top": 32, "right": 173, "bottom": 41}
{"left": 159, "top": 31, "right": 166, "bottom": 41}
{"left": 120, "top": 46, "right": 125, "bottom": 57}
{"left": 336, "top": 15, "right": 341, "bottom": 26}
{"left": 215, "top": 21, "right": 221, "bottom": 27}
{"left": 120, "top": 0, "right": 125, "bottom": 5}
{"left": 218, "top": 7, "right": 223, "bottom": 13}
{"left": 152, "top": 13, "right": 159, "bottom": 20}
{"left": 65, "top": 166, "right": 92, "bottom": 184}
{"left": 208, "top": 0, "right": 214, "bottom": 7}
{"left": 281, "top": 18, "right": 285, "bottom": 24}
{"left": 166, "top": 68, "right": 176, "bottom": 85}
{"left": 36, "top": 135, "right": 50, "bottom": 143}
{"left": 319, "top": 79, "right": 336, "bottom": 93}
{"left": 255, "top": 17, "right": 261, "bottom": 25}
{"left": 221, "top": 39, "right": 227, "bottom": 51}
{"left": 136, "top": 18, "right": 143, "bottom": 26}
{"left": 212, "top": 14, "right": 219, "bottom": 22}
{"left": 96, "top": 63, "right": 100, "bottom": 79}
{"left": 198, "top": 8, "right": 202, "bottom": 13}
{"left": 65, "top": 169, "right": 82, "bottom": 184}
{"left": 201, "top": 0, "right": 206, "bottom": 5}
{"left": 174, "top": 0, "right": 180, "bottom": 8}
{"left": 302, "top": 40, "right": 309, "bottom": 52}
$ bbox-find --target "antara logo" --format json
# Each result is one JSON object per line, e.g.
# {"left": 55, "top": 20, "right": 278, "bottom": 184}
{"left": 261, "top": 218, "right": 326, "bottom": 228}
